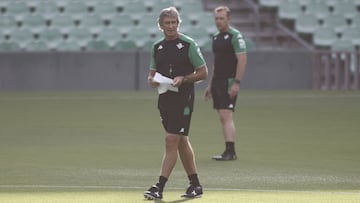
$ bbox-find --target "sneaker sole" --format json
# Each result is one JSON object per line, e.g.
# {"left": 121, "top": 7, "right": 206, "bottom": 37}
{"left": 144, "top": 193, "right": 161, "bottom": 200}
{"left": 181, "top": 194, "right": 202, "bottom": 198}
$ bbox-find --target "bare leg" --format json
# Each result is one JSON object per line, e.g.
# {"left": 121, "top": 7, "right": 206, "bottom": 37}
{"left": 218, "top": 109, "right": 236, "bottom": 142}
{"left": 160, "top": 133, "right": 181, "bottom": 178}
{"left": 178, "top": 136, "right": 197, "bottom": 176}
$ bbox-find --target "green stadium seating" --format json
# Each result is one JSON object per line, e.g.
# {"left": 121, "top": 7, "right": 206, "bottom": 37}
{"left": 9, "top": 28, "right": 34, "bottom": 49}
{"left": 313, "top": 26, "right": 338, "bottom": 47}
{"left": 67, "top": 27, "right": 93, "bottom": 48}
{"left": 25, "top": 40, "right": 49, "bottom": 51}
{"left": 258, "top": 0, "right": 282, "bottom": 8}
{"left": 34, "top": 1, "right": 59, "bottom": 20}
{"left": 92, "top": 1, "right": 117, "bottom": 21}
{"left": 49, "top": 14, "right": 75, "bottom": 34}
{"left": 122, "top": 1, "right": 147, "bottom": 16}
{"left": 341, "top": 26, "right": 360, "bottom": 46}
{"left": 6, "top": 1, "right": 30, "bottom": 21}
{"left": 86, "top": 39, "right": 110, "bottom": 51}
{"left": 97, "top": 27, "right": 122, "bottom": 48}
{"left": 109, "top": 14, "right": 134, "bottom": 32}
{"left": 295, "top": 13, "right": 319, "bottom": 34}
{"left": 21, "top": 14, "right": 46, "bottom": 33}
{"left": 56, "top": 39, "right": 82, "bottom": 51}
{"left": 40, "top": 28, "right": 63, "bottom": 50}
{"left": 331, "top": 38, "right": 355, "bottom": 51}
{"left": 351, "top": 14, "right": 360, "bottom": 27}
{"left": 63, "top": 1, "right": 88, "bottom": 21}
{"left": 113, "top": 40, "right": 137, "bottom": 51}
{"left": 0, "top": 14, "right": 17, "bottom": 35}
{"left": 137, "top": 13, "right": 158, "bottom": 27}
{"left": 78, "top": 14, "right": 104, "bottom": 35}
{"left": 332, "top": 1, "right": 357, "bottom": 19}
{"left": 322, "top": 13, "right": 348, "bottom": 33}
{"left": 305, "top": 0, "right": 329, "bottom": 19}
{"left": 0, "top": 40, "right": 21, "bottom": 52}
{"left": 278, "top": 0, "right": 302, "bottom": 20}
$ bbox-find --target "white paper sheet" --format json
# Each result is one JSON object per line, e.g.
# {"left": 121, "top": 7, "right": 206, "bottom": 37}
{"left": 153, "top": 72, "right": 178, "bottom": 94}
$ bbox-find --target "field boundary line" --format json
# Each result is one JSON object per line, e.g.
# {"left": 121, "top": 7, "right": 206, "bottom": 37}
{"left": 0, "top": 185, "right": 359, "bottom": 195}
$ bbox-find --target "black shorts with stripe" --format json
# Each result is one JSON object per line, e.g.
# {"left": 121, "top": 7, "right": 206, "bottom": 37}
{"left": 211, "top": 78, "right": 238, "bottom": 112}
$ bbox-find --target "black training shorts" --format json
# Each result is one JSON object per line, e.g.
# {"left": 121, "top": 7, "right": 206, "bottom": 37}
{"left": 159, "top": 107, "right": 192, "bottom": 136}
{"left": 211, "top": 79, "right": 237, "bottom": 112}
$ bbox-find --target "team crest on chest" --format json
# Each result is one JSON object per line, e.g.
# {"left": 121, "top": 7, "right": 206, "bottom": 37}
{"left": 176, "top": 43, "right": 184, "bottom": 49}
{"left": 224, "top": 34, "right": 229, "bottom": 40}
{"left": 158, "top": 45, "right": 163, "bottom": 50}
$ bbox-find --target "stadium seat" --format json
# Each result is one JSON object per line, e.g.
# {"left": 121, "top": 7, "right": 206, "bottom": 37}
{"left": 25, "top": 40, "right": 49, "bottom": 51}
{"left": 176, "top": 2, "right": 203, "bottom": 13}
{"left": 56, "top": 38, "right": 82, "bottom": 51}
{"left": 137, "top": 13, "right": 158, "bottom": 27}
{"left": 113, "top": 40, "right": 138, "bottom": 51}
{"left": 92, "top": 1, "right": 117, "bottom": 21}
{"left": 185, "top": 26, "right": 211, "bottom": 47}
{"left": 122, "top": 1, "right": 148, "bottom": 16}
{"left": 40, "top": 28, "right": 63, "bottom": 50}
{"left": 125, "top": 26, "right": 153, "bottom": 47}
{"left": 140, "top": 39, "right": 155, "bottom": 51}
{"left": 67, "top": 27, "right": 93, "bottom": 48}
{"left": 49, "top": 14, "right": 76, "bottom": 34}
{"left": 332, "top": 1, "right": 358, "bottom": 19}
{"left": 351, "top": 14, "right": 360, "bottom": 27}
{"left": 0, "top": 40, "right": 21, "bottom": 52}
{"left": 86, "top": 39, "right": 110, "bottom": 51}
{"left": 312, "top": 26, "right": 338, "bottom": 47}
{"left": 21, "top": 14, "right": 47, "bottom": 33}
{"left": 78, "top": 14, "right": 104, "bottom": 35}
{"left": 109, "top": 14, "right": 134, "bottom": 32}
{"left": 258, "top": 0, "right": 282, "bottom": 8}
{"left": 295, "top": 13, "right": 319, "bottom": 34}
{"left": 5, "top": 1, "right": 30, "bottom": 21}
{"left": 341, "top": 26, "right": 360, "bottom": 46}
{"left": 201, "top": 39, "right": 212, "bottom": 52}
{"left": 8, "top": 28, "right": 34, "bottom": 49}
{"left": 305, "top": 1, "right": 329, "bottom": 19}
{"left": 322, "top": 14, "right": 348, "bottom": 33}
{"left": 145, "top": 0, "right": 172, "bottom": 14}
{"left": 97, "top": 27, "right": 122, "bottom": 48}
{"left": 0, "top": 15, "right": 18, "bottom": 35}
{"left": 63, "top": 1, "right": 88, "bottom": 21}
{"left": 34, "top": 1, "right": 59, "bottom": 20}
{"left": 331, "top": 38, "right": 355, "bottom": 51}
{"left": 278, "top": 0, "right": 303, "bottom": 20}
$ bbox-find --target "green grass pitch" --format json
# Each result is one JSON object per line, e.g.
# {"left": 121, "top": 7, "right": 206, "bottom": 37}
{"left": 0, "top": 90, "right": 359, "bottom": 203}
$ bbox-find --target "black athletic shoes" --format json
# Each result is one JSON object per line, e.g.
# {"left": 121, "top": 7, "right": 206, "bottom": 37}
{"left": 212, "top": 152, "right": 237, "bottom": 161}
{"left": 181, "top": 184, "right": 203, "bottom": 198}
{"left": 144, "top": 185, "right": 163, "bottom": 200}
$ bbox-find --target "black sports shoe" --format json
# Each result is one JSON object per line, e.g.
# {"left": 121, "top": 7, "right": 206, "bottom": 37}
{"left": 181, "top": 185, "right": 203, "bottom": 198}
{"left": 212, "top": 152, "right": 237, "bottom": 161}
{"left": 144, "top": 185, "right": 163, "bottom": 200}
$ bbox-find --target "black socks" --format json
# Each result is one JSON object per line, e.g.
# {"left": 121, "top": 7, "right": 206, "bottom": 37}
{"left": 156, "top": 176, "right": 168, "bottom": 192}
{"left": 225, "top": 142, "right": 235, "bottom": 154}
{"left": 188, "top": 174, "right": 200, "bottom": 186}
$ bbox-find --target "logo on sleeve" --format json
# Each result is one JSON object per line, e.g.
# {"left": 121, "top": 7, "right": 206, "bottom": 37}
{"left": 238, "top": 38, "right": 246, "bottom": 49}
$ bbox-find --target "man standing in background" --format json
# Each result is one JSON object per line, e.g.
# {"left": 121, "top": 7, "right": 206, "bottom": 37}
{"left": 205, "top": 6, "right": 247, "bottom": 161}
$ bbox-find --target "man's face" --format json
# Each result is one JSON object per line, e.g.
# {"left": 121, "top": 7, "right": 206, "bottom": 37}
{"left": 214, "top": 10, "right": 229, "bottom": 32}
{"left": 160, "top": 16, "right": 179, "bottom": 39}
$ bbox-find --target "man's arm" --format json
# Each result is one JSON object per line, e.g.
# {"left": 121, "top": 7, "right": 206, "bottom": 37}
{"left": 172, "top": 65, "right": 208, "bottom": 87}
{"left": 229, "top": 52, "right": 247, "bottom": 98}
